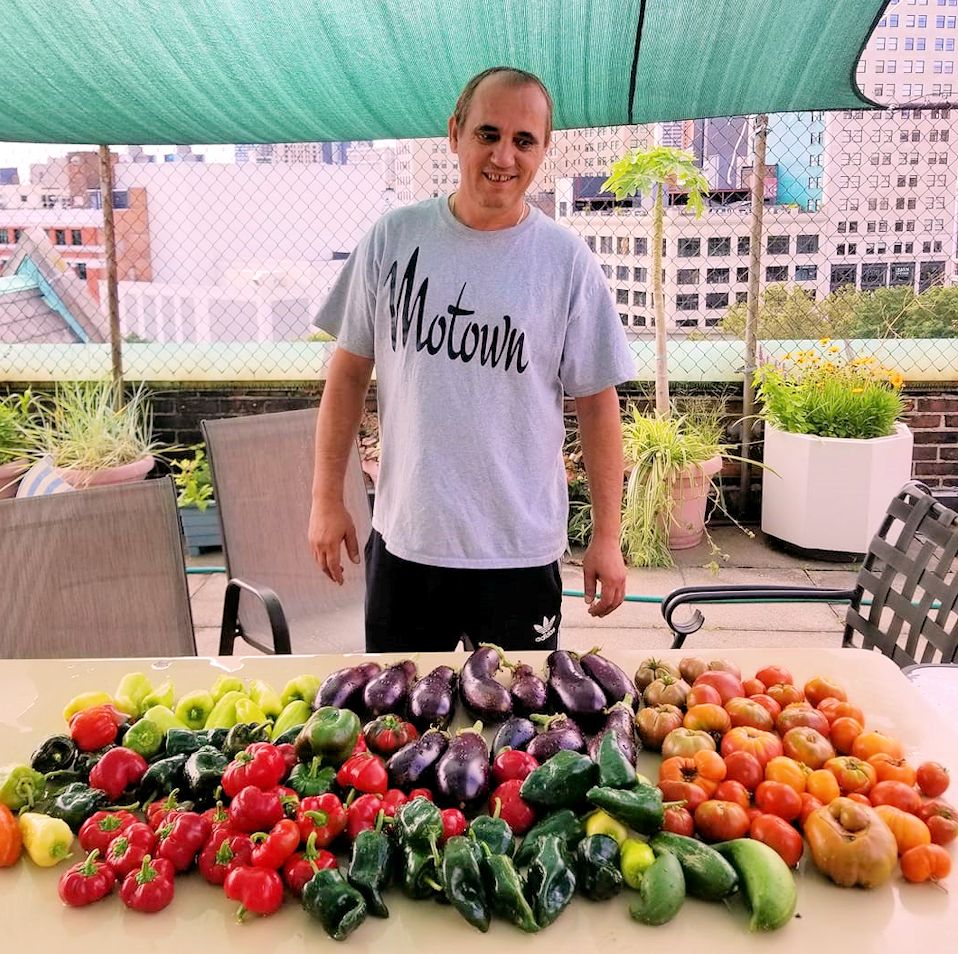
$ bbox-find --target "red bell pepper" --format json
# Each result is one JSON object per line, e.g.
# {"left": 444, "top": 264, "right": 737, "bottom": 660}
{"left": 228, "top": 786, "right": 285, "bottom": 834}
{"left": 120, "top": 854, "right": 175, "bottom": 913}
{"left": 198, "top": 829, "right": 253, "bottom": 885}
{"left": 89, "top": 747, "right": 149, "bottom": 801}
{"left": 281, "top": 832, "right": 336, "bottom": 897}
{"left": 276, "top": 785, "right": 301, "bottom": 818}
{"left": 345, "top": 793, "right": 384, "bottom": 841}
{"left": 297, "top": 793, "right": 347, "bottom": 847}
{"left": 382, "top": 789, "right": 407, "bottom": 818}
{"left": 223, "top": 865, "right": 284, "bottom": 920}
{"left": 407, "top": 788, "right": 433, "bottom": 802}
{"left": 363, "top": 715, "right": 418, "bottom": 757}
{"left": 336, "top": 752, "right": 389, "bottom": 796}
{"left": 146, "top": 790, "right": 192, "bottom": 830}
{"left": 154, "top": 811, "right": 212, "bottom": 872}
{"left": 78, "top": 809, "right": 138, "bottom": 854}
{"left": 274, "top": 743, "right": 298, "bottom": 772}
{"left": 488, "top": 779, "right": 536, "bottom": 835}
{"left": 58, "top": 849, "right": 116, "bottom": 907}
{"left": 350, "top": 734, "right": 367, "bottom": 756}
{"left": 202, "top": 801, "right": 231, "bottom": 833}
{"left": 69, "top": 705, "right": 124, "bottom": 752}
{"left": 251, "top": 818, "right": 300, "bottom": 869}
{"left": 492, "top": 749, "right": 539, "bottom": 785}
{"left": 105, "top": 822, "right": 157, "bottom": 878}
{"left": 222, "top": 743, "right": 288, "bottom": 797}
{"left": 441, "top": 808, "right": 468, "bottom": 842}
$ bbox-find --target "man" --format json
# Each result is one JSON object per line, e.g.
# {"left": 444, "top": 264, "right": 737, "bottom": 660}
{"left": 309, "top": 66, "right": 634, "bottom": 652}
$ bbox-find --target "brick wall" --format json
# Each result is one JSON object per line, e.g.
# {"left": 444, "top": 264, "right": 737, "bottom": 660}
{"left": 904, "top": 393, "right": 958, "bottom": 491}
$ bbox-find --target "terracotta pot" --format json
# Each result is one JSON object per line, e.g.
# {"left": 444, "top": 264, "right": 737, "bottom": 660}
{"left": 0, "top": 459, "right": 30, "bottom": 498}
{"left": 57, "top": 455, "right": 155, "bottom": 488}
{"left": 667, "top": 455, "right": 723, "bottom": 550}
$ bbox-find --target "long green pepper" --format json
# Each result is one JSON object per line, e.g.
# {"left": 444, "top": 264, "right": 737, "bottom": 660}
{"left": 347, "top": 819, "right": 394, "bottom": 917}
{"left": 442, "top": 835, "right": 490, "bottom": 932}
{"left": 482, "top": 847, "right": 539, "bottom": 933}
{"left": 303, "top": 868, "right": 368, "bottom": 941}
{"left": 524, "top": 834, "right": 576, "bottom": 928}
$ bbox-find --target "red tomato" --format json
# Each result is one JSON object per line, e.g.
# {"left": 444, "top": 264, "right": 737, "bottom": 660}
{"left": 692, "top": 670, "right": 745, "bottom": 705}
{"left": 694, "top": 800, "right": 750, "bottom": 842}
{"left": 803, "top": 675, "right": 847, "bottom": 708}
{"left": 775, "top": 703, "right": 830, "bottom": 738}
{"left": 916, "top": 761, "right": 950, "bottom": 799}
{"left": 747, "top": 693, "right": 782, "bottom": 721}
{"left": 830, "top": 716, "right": 864, "bottom": 755}
{"left": 781, "top": 726, "right": 836, "bottom": 770}
{"left": 723, "top": 750, "right": 764, "bottom": 792}
{"left": 869, "top": 780, "right": 922, "bottom": 815}
{"left": 917, "top": 801, "right": 958, "bottom": 846}
{"left": 749, "top": 814, "right": 803, "bottom": 867}
{"left": 713, "top": 780, "right": 751, "bottom": 811}
{"left": 799, "top": 792, "right": 824, "bottom": 827}
{"left": 720, "top": 726, "right": 783, "bottom": 768}
{"left": 741, "top": 678, "right": 766, "bottom": 697}
{"left": 825, "top": 756, "right": 877, "bottom": 796}
{"left": 755, "top": 665, "right": 794, "bottom": 688}
{"left": 657, "top": 779, "right": 708, "bottom": 813}
{"left": 755, "top": 780, "right": 803, "bottom": 821}
{"left": 765, "top": 683, "right": 804, "bottom": 708}
{"left": 686, "top": 684, "right": 723, "bottom": 708}
{"left": 662, "top": 806, "right": 695, "bottom": 837}
{"left": 724, "top": 697, "right": 774, "bottom": 732}
{"left": 816, "top": 698, "right": 865, "bottom": 727}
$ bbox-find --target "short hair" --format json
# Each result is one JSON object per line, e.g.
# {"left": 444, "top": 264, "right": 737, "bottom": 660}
{"left": 452, "top": 67, "right": 554, "bottom": 142}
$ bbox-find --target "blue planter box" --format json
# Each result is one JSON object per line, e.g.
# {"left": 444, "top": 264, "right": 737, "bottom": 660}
{"left": 179, "top": 502, "right": 222, "bottom": 555}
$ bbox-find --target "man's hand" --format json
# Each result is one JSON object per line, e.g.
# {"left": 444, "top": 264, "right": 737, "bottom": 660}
{"left": 582, "top": 535, "right": 627, "bottom": 617}
{"left": 309, "top": 498, "right": 360, "bottom": 585}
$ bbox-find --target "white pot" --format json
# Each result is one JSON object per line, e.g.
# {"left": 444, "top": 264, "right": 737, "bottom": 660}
{"left": 760, "top": 422, "right": 914, "bottom": 554}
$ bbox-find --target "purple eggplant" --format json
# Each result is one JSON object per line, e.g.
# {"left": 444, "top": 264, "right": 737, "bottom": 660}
{"left": 435, "top": 723, "right": 490, "bottom": 809}
{"left": 526, "top": 714, "right": 586, "bottom": 762}
{"left": 459, "top": 644, "right": 512, "bottom": 723}
{"left": 587, "top": 698, "right": 639, "bottom": 763}
{"left": 363, "top": 660, "right": 417, "bottom": 717}
{"left": 316, "top": 661, "right": 382, "bottom": 711}
{"left": 491, "top": 716, "right": 536, "bottom": 756}
{"left": 546, "top": 650, "right": 607, "bottom": 729}
{"left": 509, "top": 663, "right": 548, "bottom": 716}
{"left": 386, "top": 727, "right": 448, "bottom": 789}
{"left": 579, "top": 648, "right": 639, "bottom": 709}
{"left": 408, "top": 666, "right": 458, "bottom": 730}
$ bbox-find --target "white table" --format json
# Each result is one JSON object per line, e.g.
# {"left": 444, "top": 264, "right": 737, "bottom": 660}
{"left": 905, "top": 663, "right": 958, "bottom": 719}
{"left": 1, "top": 648, "right": 956, "bottom": 952}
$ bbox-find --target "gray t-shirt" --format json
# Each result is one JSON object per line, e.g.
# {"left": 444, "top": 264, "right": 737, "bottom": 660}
{"left": 315, "top": 196, "right": 634, "bottom": 569}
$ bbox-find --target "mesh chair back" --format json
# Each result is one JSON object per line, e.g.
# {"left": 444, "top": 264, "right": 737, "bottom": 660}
{"left": 0, "top": 477, "right": 195, "bottom": 658}
{"left": 202, "top": 408, "right": 369, "bottom": 653}
{"left": 844, "top": 482, "right": 958, "bottom": 666}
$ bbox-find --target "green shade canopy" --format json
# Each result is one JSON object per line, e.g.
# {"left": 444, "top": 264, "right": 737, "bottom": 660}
{"left": 2, "top": 0, "right": 883, "bottom": 145}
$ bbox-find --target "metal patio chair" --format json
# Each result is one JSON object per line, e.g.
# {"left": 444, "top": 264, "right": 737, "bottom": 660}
{"left": 0, "top": 476, "right": 196, "bottom": 658}
{"left": 662, "top": 481, "right": 958, "bottom": 668}
{"left": 202, "top": 407, "right": 370, "bottom": 655}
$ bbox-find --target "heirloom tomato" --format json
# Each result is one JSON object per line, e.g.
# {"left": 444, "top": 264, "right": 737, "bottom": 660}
{"left": 869, "top": 780, "right": 921, "bottom": 815}
{"left": 873, "top": 804, "right": 931, "bottom": 855}
{"left": 713, "top": 780, "right": 750, "bottom": 811}
{"left": 634, "top": 704, "right": 684, "bottom": 750}
{"left": 724, "top": 697, "right": 774, "bottom": 732}
{"left": 816, "top": 698, "right": 864, "bottom": 727}
{"left": 805, "top": 769, "right": 841, "bottom": 805}
{"left": 659, "top": 750, "right": 726, "bottom": 797}
{"left": 825, "top": 756, "right": 877, "bottom": 796}
{"left": 720, "top": 726, "right": 783, "bottom": 768}
{"left": 851, "top": 731, "right": 904, "bottom": 762}
{"left": 867, "top": 753, "right": 917, "bottom": 786}
{"left": 660, "top": 728, "right": 716, "bottom": 759}
{"left": 916, "top": 761, "right": 950, "bottom": 798}
{"left": 765, "top": 683, "right": 804, "bottom": 708}
{"left": 755, "top": 780, "right": 803, "bottom": 821}
{"left": 685, "top": 683, "right": 722, "bottom": 708}
{"left": 829, "top": 717, "right": 864, "bottom": 755}
{"left": 755, "top": 665, "right": 794, "bottom": 688}
{"left": 775, "top": 703, "right": 830, "bottom": 738}
{"left": 723, "top": 750, "right": 764, "bottom": 792}
{"left": 803, "top": 676, "right": 846, "bottom": 708}
{"left": 662, "top": 806, "right": 695, "bottom": 837}
{"left": 749, "top": 814, "right": 803, "bottom": 867}
{"left": 747, "top": 694, "right": 782, "bottom": 721}
{"left": 764, "top": 756, "right": 808, "bottom": 794}
{"left": 781, "top": 726, "right": 835, "bottom": 770}
{"left": 691, "top": 670, "right": 744, "bottom": 704}
{"left": 657, "top": 779, "right": 707, "bottom": 813}
{"left": 694, "top": 800, "right": 750, "bottom": 842}
{"left": 741, "top": 678, "right": 766, "bottom": 697}
{"left": 799, "top": 793, "right": 824, "bottom": 827}
{"left": 682, "top": 704, "right": 731, "bottom": 737}
{"left": 900, "top": 844, "right": 952, "bottom": 883}
{"left": 917, "top": 800, "right": 958, "bottom": 845}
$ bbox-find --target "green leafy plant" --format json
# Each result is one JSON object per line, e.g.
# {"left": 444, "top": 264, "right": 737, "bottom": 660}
{"left": 0, "top": 390, "right": 36, "bottom": 465}
{"left": 755, "top": 342, "right": 905, "bottom": 440}
{"left": 171, "top": 444, "right": 214, "bottom": 510}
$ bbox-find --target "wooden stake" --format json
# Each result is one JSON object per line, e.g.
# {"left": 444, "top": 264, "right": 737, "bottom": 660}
{"left": 98, "top": 144, "right": 123, "bottom": 394}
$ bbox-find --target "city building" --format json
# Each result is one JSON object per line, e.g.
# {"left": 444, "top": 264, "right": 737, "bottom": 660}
{"left": 234, "top": 141, "right": 371, "bottom": 165}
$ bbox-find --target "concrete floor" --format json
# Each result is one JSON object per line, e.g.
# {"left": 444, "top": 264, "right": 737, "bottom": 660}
{"left": 187, "top": 526, "right": 858, "bottom": 656}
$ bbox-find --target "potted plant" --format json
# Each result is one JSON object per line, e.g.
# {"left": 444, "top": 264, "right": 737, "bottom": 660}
{"left": 18, "top": 379, "right": 161, "bottom": 487}
{"left": 755, "top": 341, "right": 912, "bottom": 556}
{"left": 0, "top": 390, "right": 36, "bottom": 498}
{"left": 171, "top": 444, "right": 221, "bottom": 555}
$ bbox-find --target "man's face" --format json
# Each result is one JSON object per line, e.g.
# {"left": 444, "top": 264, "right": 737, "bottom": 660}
{"left": 448, "top": 75, "right": 550, "bottom": 213}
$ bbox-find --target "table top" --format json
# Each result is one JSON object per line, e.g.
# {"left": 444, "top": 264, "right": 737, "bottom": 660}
{"left": 905, "top": 663, "right": 958, "bottom": 719}
{"left": 1, "top": 648, "right": 955, "bottom": 953}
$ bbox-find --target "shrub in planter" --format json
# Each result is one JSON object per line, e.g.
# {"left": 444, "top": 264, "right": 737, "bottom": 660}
{"left": 171, "top": 444, "right": 221, "bottom": 554}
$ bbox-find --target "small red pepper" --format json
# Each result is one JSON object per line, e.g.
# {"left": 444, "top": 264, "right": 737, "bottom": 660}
{"left": 281, "top": 832, "right": 337, "bottom": 897}
{"left": 146, "top": 789, "right": 192, "bottom": 830}
{"left": 488, "top": 779, "right": 537, "bottom": 835}
{"left": 350, "top": 734, "right": 367, "bottom": 756}
{"left": 222, "top": 743, "right": 288, "bottom": 797}
{"left": 88, "top": 747, "right": 149, "bottom": 801}
{"left": 297, "top": 793, "right": 347, "bottom": 847}
{"left": 198, "top": 829, "right": 253, "bottom": 886}
{"left": 58, "top": 849, "right": 116, "bottom": 907}
{"left": 228, "top": 786, "right": 285, "bottom": 834}
{"left": 69, "top": 705, "right": 124, "bottom": 752}
{"left": 154, "top": 811, "right": 212, "bottom": 872}
{"left": 274, "top": 743, "right": 298, "bottom": 772}
{"left": 223, "top": 865, "right": 284, "bottom": 920}
{"left": 382, "top": 789, "right": 407, "bottom": 818}
{"left": 346, "top": 793, "right": 384, "bottom": 841}
{"left": 276, "top": 785, "right": 301, "bottom": 819}
{"left": 336, "top": 752, "right": 389, "bottom": 796}
{"left": 250, "top": 818, "right": 300, "bottom": 869}
{"left": 492, "top": 749, "right": 539, "bottom": 785}
{"left": 407, "top": 788, "right": 434, "bottom": 802}
{"left": 120, "top": 854, "right": 175, "bottom": 913}
{"left": 363, "top": 715, "right": 419, "bottom": 757}
{"left": 78, "top": 810, "right": 138, "bottom": 854}
{"left": 105, "top": 822, "right": 157, "bottom": 878}
{"left": 202, "top": 801, "right": 231, "bottom": 833}
{"left": 440, "top": 808, "right": 468, "bottom": 842}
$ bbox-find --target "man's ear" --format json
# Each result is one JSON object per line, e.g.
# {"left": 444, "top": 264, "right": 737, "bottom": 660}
{"left": 448, "top": 115, "right": 459, "bottom": 153}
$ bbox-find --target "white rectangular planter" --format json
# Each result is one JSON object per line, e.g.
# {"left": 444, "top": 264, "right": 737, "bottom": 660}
{"left": 761, "top": 422, "right": 914, "bottom": 554}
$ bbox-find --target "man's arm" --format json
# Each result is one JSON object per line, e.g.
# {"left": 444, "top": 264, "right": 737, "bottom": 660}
{"left": 575, "top": 387, "right": 627, "bottom": 617}
{"left": 309, "top": 346, "right": 375, "bottom": 584}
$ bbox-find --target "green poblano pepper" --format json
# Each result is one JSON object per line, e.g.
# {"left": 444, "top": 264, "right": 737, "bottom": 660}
{"left": 595, "top": 731, "right": 637, "bottom": 789}
{"left": 396, "top": 796, "right": 444, "bottom": 852}
{"left": 400, "top": 843, "right": 442, "bottom": 900}
{"left": 294, "top": 707, "right": 361, "bottom": 767}
{"left": 524, "top": 834, "right": 577, "bottom": 928}
{"left": 302, "top": 868, "right": 368, "bottom": 941}
{"left": 347, "top": 824, "right": 394, "bottom": 917}
{"left": 29, "top": 736, "right": 77, "bottom": 775}
{"left": 222, "top": 722, "right": 271, "bottom": 759}
{"left": 163, "top": 729, "right": 207, "bottom": 758}
{"left": 442, "top": 835, "right": 490, "bottom": 933}
{"left": 481, "top": 849, "right": 539, "bottom": 933}
{"left": 0, "top": 764, "right": 46, "bottom": 811}
{"left": 469, "top": 813, "right": 514, "bottom": 857}
{"left": 138, "top": 754, "right": 188, "bottom": 801}
{"left": 519, "top": 750, "right": 598, "bottom": 810}
{"left": 575, "top": 834, "right": 624, "bottom": 901}
{"left": 35, "top": 782, "right": 108, "bottom": 830}
{"left": 586, "top": 783, "right": 664, "bottom": 836}
{"left": 183, "top": 745, "right": 228, "bottom": 808}
{"left": 514, "top": 809, "right": 585, "bottom": 868}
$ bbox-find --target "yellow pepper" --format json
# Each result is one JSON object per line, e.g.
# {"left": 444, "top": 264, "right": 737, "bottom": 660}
{"left": 113, "top": 672, "right": 155, "bottom": 718}
{"left": 62, "top": 691, "right": 114, "bottom": 724}
{"left": 19, "top": 812, "right": 74, "bottom": 867}
{"left": 248, "top": 680, "right": 284, "bottom": 720}
{"left": 211, "top": 675, "right": 245, "bottom": 702}
{"left": 620, "top": 837, "right": 655, "bottom": 888}
{"left": 235, "top": 697, "right": 269, "bottom": 725}
{"left": 584, "top": 809, "right": 628, "bottom": 845}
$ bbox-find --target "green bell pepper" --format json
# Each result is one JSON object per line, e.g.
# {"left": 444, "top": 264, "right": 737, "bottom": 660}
{"left": 288, "top": 757, "right": 336, "bottom": 798}
{"left": 595, "top": 731, "right": 636, "bottom": 789}
{"left": 524, "top": 833, "right": 576, "bottom": 928}
{"left": 281, "top": 674, "right": 322, "bottom": 708}
{"left": 122, "top": 718, "right": 165, "bottom": 759}
{"left": 174, "top": 690, "right": 215, "bottom": 730}
{"left": 575, "top": 834, "right": 623, "bottom": 901}
{"left": 29, "top": 736, "right": 77, "bottom": 776}
{"left": 294, "top": 707, "right": 361, "bottom": 767}
{"left": 0, "top": 764, "right": 46, "bottom": 811}
{"left": 302, "top": 867, "right": 368, "bottom": 941}
{"left": 514, "top": 809, "right": 585, "bottom": 867}
{"left": 519, "top": 750, "right": 597, "bottom": 810}
{"left": 270, "top": 699, "right": 311, "bottom": 741}
{"left": 248, "top": 679, "right": 284, "bottom": 720}
{"left": 442, "top": 834, "right": 490, "bottom": 932}
{"left": 586, "top": 784, "right": 664, "bottom": 836}
{"left": 347, "top": 821, "right": 394, "bottom": 917}
{"left": 481, "top": 848, "right": 539, "bottom": 933}
{"left": 141, "top": 705, "right": 186, "bottom": 735}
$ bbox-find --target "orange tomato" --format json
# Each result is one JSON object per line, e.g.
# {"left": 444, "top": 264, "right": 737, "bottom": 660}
{"left": 723, "top": 697, "right": 775, "bottom": 732}
{"left": 660, "top": 749, "right": 727, "bottom": 797}
{"left": 686, "top": 683, "right": 723, "bottom": 708}
{"left": 782, "top": 726, "right": 836, "bottom": 769}
{"left": 803, "top": 675, "right": 847, "bottom": 708}
{"left": 683, "top": 703, "right": 732, "bottom": 736}
{"left": 805, "top": 768, "right": 841, "bottom": 804}
{"left": 830, "top": 717, "right": 864, "bottom": 755}
{"left": 825, "top": 756, "right": 877, "bottom": 796}
{"left": 720, "top": 726, "right": 784, "bottom": 768}
{"left": 741, "top": 678, "right": 766, "bottom": 697}
{"left": 869, "top": 780, "right": 922, "bottom": 815}
{"left": 900, "top": 844, "right": 952, "bottom": 883}
{"left": 873, "top": 804, "right": 932, "bottom": 855}
{"left": 867, "top": 753, "right": 917, "bottom": 787}
{"left": 748, "top": 693, "right": 782, "bottom": 721}
{"left": 765, "top": 756, "right": 808, "bottom": 794}
{"left": 766, "top": 683, "right": 804, "bottom": 708}
{"left": 851, "top": 730, "right": 904, "bottom": 762}
{"left": 816, "top": 697, "right": 865, "bottom": 727}
{"left": 799, "top": 792, "right": 824, "bottom": 827}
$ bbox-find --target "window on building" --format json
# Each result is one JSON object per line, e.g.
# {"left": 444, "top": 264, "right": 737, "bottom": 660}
{"left": 677, "top": 268, "right": 700, "bottom": 285}
{"left": 601, "top": 264, "right": 613, "bottom": 277}
{"left": 676, "top": 294, "right": 699, "bottom": 311}
{"left": 766, "top": 265, "right": 789, "bottom": 282}
{"left": 585, "top": 235, "right": 596, "bottom": 251}
{"left": 71, "top": 229, "right": 82, "bottom": 245}
{"left": 736, "top": 266, "right": 750, "bottom": 283}
{"left": 616, "top": 288, "right": 629, "bottom": 304}
{"left": 633, "top": 266, "right": 647, "bottom": 282}
{"left": 54, "top": 229, "right": 66, "bottom": 245}
{"left": 558, "top": 201, "right": 568, "bottom": 217}
{"left": 0, "top": 229, "right": 7, "bottom": 244}
{"left": 862, "top": 263, "right": 889, "bottom": 289}
{"left": 706, "top": 268, "right": 730, "bottom": 284}
{"left": 707, "top": 236, "right": 731, "bottom": 256}
{"left": 75, "top": 263, "right": 87, "bottom": 280}
{"left": 13, "top": 229, "right": 22, "bottom": 242}
{"left": 617, "top": 236, "right": 630, "bottom": 255}
{"left": 767, "top": 235, "right": 790, "bottom": 254}
{"left": 633, "top": 290, "right": 647, "bottom": 307}
{"left": 677, "top": 238, "right": 700, "bottom": 257}
{"left": 735, "top": 291, "right": 749, "bottom": 304}
{"left": 737, "top": 236, "right": 750, "bottom": 255}
{"left": 614, "top": 265, "right": 628, "bottom": 280}
{"left": 795, "top": 265, "right": 818, "bottom": 281}
{"left": 796, "top": 234, "right": 819, "bottom": 254}
{"left": 704, "top": 292, "right": 729, "bottom": 310}
{"left": 600, "top": 236, "right": 613, "bottom": 253}
{"left": 634, "top": 237, "right": 647, "bottom": 256}
{"left": 619, "top": 314, "right": 629, "bottom": 327}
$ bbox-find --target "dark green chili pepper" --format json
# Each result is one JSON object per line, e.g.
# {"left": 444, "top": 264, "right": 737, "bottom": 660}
{"left": 586, "top": 784, "right": 664, "bottom": 836}
{"left": 288, "top": 757, "right": 337, "bottom": 798}
{"left": 347, "top": 820, "right": 394, "bottom": 917}
{"left": 29, "top": 736, "right": 77, "bottom": 775}
{"left": 524, "top": 834, "right": 576, "bottom": 927}
{"left": 400, "top": 843, "right": 442, "bottom": 900}
{"left": 302, "top": 867, "right": 368, "bottom": 941}
{"left": 34, "top": 782, "right": 108, "bottom": 831}
{"left": 202, "top": 728, "right": 229, "bottom": 750}
{"left": 514, "top": 809, "right": 585, "bottom": 867}
{"left": 183, "top": 745, "right": 228, "bottom": 808}
{"left": 396, "top": 796, "right": 444, "bottom": 852}
{"left": 163, "top": 729, "right": 208, "bottom": 757}
{"left": 469, "top": 811, "right": 514, "bottom": 857}
{"left": 519, "top": 750, "right": 597, "bottom": 810}
{"left": 272, "top": 723, "right": 305, "bottom": 747}
{"left": 222, "top": 722, "right": 271, "bottom": 759}
{"left": 595, "top": 731, "right": 636, "bottom": 789}
{"left": 481, "top": 848, "right": 539, "bottom": 933}
{"left": 138, "top": 754, "right": 188, "bottom": 801}
{"left": 442, "top": 835, "right": 490, "bottom": 932}
{"left": 575, "top": 834, "right": 623, "bottom": 901}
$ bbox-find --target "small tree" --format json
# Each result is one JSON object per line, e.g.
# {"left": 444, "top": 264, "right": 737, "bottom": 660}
{"left": 602, "top": 147, "right": 710, "bottom": 417}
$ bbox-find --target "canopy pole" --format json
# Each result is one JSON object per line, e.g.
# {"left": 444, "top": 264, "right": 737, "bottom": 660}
{"left": 98, "top": 144, "right": 123, "bottom": 393}
{"left": 738, "top": 114, "right": 767, "bottom": 516}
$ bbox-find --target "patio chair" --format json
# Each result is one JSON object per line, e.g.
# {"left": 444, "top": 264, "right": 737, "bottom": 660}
{"left": 0, "top": 477, "right": 196, "bottom": 658}
{"left": 202, "top": 407, "right": 370, "bottom": 655}
{"left": 662, "top": 481, "right": 958, "bottom": 668}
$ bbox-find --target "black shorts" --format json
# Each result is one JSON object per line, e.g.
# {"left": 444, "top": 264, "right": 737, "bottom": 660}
{"left": 364, "top": 530, "right": 562, "bottom": 653}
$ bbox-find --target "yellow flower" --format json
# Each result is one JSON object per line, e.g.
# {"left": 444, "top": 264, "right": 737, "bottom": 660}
{"left": 819, "top": 337, "right": 831, "bottom": 346}
{"left": 783, "top": 352, "right": 792, "bottom": 360}
{"left": 889, "top": 372, "right": 904, "bottom": 388}
{"left": 828, "top": 345, "right": 840, "bottom": 354}
{"left": 851, "top": 387, "right": 864, "bottom": 394}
